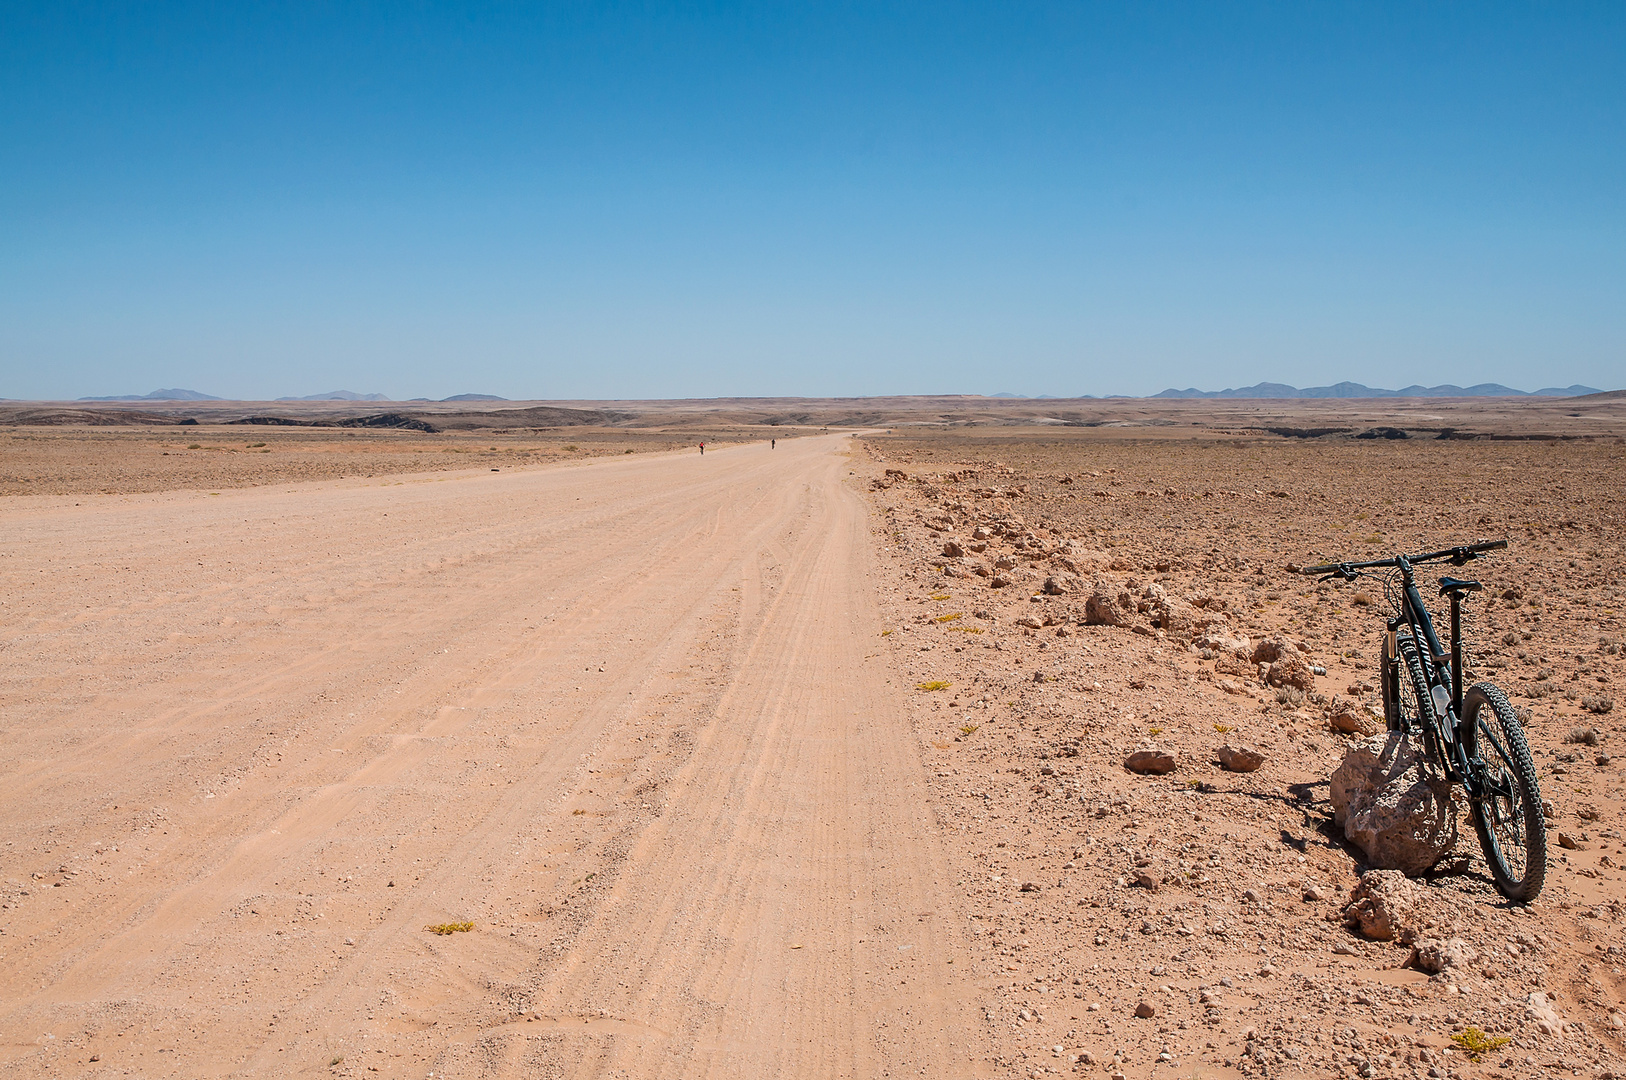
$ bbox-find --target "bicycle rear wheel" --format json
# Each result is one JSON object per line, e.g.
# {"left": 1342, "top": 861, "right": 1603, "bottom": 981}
{"left": 1461, "top": 683, "right": 1546, "bottom": 902}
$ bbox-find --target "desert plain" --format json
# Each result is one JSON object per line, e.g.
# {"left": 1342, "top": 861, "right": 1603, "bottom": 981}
{"left": 2, "top": 393, "right": 1625, "bottom": 1080}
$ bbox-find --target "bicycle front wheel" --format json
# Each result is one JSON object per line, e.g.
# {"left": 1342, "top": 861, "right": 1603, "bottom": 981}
{"left": 1384, "top": 632, "right": 1432, "bottom": 734}
{"left": 1462, "top": 683, "right": 1546, "bottom": 902}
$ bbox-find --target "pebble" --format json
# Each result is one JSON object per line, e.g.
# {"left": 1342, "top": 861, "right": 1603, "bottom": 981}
{"left": 1135, "top": 1000, "right": 1159, "bottom": 1019}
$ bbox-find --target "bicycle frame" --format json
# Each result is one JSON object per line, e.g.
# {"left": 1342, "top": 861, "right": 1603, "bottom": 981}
{"left": 1388, "top": 556, "right": 1465, "bottom": 776}
{"left": 1307, "top": 539, "right": 1510, "bottom": 802}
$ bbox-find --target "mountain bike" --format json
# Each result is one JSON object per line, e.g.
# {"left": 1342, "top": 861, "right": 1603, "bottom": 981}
{"left": 1302, "top": 539, "right": 1546, "bottom": 902}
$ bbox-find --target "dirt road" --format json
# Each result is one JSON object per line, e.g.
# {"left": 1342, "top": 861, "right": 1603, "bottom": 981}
{"left": 0, "top": 437, "right": 977, "bottom": 1078}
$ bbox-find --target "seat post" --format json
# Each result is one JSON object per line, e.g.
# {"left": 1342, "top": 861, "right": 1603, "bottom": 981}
{"left": 1449, "top": 590, "right": 1463, "bottom": 718}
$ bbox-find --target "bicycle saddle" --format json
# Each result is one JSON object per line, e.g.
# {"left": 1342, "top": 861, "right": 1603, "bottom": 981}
{"left": 1438, "top": 576, "right": 1483, "bottom": 595}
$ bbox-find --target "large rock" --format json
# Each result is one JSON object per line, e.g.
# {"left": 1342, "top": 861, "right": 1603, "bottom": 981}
{"left": 1330, "top": 733, "right": 1460, "bottom": 875}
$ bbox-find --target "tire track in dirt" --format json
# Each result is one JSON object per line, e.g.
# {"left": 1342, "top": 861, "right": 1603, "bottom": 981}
{"left": 0, "top": 438, "right": 975, "bottom": 1078}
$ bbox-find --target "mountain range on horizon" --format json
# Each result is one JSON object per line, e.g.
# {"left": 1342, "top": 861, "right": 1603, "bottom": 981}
{"left": 1150, "top": 381, "right": 1600, "bottom": 399}
{"left": 274, "top": 390, "right": 390, "bottom": 402}
{"left": 78, "top": 388, "right": 225, "bottom": 402}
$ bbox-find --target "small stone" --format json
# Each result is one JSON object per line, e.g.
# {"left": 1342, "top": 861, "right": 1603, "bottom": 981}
{"left": 1124, "top": 750, "right": 1176, "bottom": 775}
{"left": 1135, "top": 1000, "right": 1159, "bottom": 1019}
{"left": 1556, "top": 831, "right": 1584, "bottom": 850}
{"left": 1242, "top": 888, "right": 1260, "bottom": 903}
{"left": 1133, "top": 871, "right": 1159, "bottom": 892}
{"left": 1051, "top": 1044, "right": 1064, "bottom": 1055}
{"left": 1303, "top": 885, "right": 1325, "bottom": 902}
{"left": 1020, "top": 881, "right": 1040, "bottom": 892}
{"left": 1217, "top": 744, "right": 1265, "bottom": 772}
{"left": 942, "top": 540, "right": 965, "bottom": 558}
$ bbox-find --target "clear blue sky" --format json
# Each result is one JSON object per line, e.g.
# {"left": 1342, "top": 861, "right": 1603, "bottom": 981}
{"left": 3, "top": 2, "right": 1622, "bottom": 400}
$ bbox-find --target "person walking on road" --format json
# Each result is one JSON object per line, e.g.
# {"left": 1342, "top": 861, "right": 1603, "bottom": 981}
{"left": 771, "top": 439, "right": 775, "bottom": 449}
{"left": 699, "top": 443, "right": 704, "bottom": 455}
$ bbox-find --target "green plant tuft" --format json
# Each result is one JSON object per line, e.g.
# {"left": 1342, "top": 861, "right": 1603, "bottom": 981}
{"left": 1449, "top": 1026, "right": 1509, "bottom": 1062}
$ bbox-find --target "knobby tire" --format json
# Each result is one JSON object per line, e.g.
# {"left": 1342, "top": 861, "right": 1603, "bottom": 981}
{"left": 1461, "top": 683, "right": 1546, "bottom": 902}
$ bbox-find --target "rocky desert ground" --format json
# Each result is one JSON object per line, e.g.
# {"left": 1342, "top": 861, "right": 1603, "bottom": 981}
{"left": 860, "top": 420, "right": 1626, "bottom": 1080}
{"left": 2, "top": 395, "right": 1624, "bottom": 1079}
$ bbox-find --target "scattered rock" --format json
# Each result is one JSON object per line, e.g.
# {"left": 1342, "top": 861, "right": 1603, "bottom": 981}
{"left": 1041, "top": 573, "right": 1077, "bottom": 595}
{"left": 1250, "top": 635, "right": 1298, "bottom": 665}
{"left": 1329, "top": 733, "right": 1459, "bottom": 875}
{"left": 1132, "top": 871, "right": 1159, "bottom": 891}
{"left": 1266, "top": 650, "right": 1317, "bottom": 691}
{"left": 1020, "top": 881, "right": 1040, "bottom": 892}
{"left": 1124, "top": 750, "right": 1176, "bottom": 775}
{"left": 1411, "top": 937, "right": 1477, "bottom": 974}
{"left": 1134, "top": 1000, "right": 1159, "bottom": 1019}
{"left": 1084, "top": 586, "right": 1139, "bottom": 628}
{"left": 1556, "top": 831, "right": 1584, "bottom": 851}
{"left": 1329, "top": 697, "right": 1380, "bottom": 736}
{"left": 942, "top": 540, "right": 965, "bottom": 558}
{"left": 1216, "top": 744, "right": 1265, "bottom": 772}
{"left": 1341, "top": 869, "right": 1450, "bottom": 943}
{"left": 1525, "top": 992, "right": 1566, "bottom": 1036}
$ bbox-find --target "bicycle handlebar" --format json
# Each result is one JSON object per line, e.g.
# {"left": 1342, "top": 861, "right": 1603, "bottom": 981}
{"left": 1300, "top": 539, "right": 1508, "bottom": 578}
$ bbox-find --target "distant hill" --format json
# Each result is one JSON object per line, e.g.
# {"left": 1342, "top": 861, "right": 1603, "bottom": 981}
{"left": 441, "top": 393, "right": 509, "bottom": 402}
{"left": 275, "top": 391, "right": 389, "bottom": 401}
{"left": 1153, "top": 382, "right": 1601, "bottom": 400}
{"left": 79, "top": 388, "right": 223, "bottom": 402}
